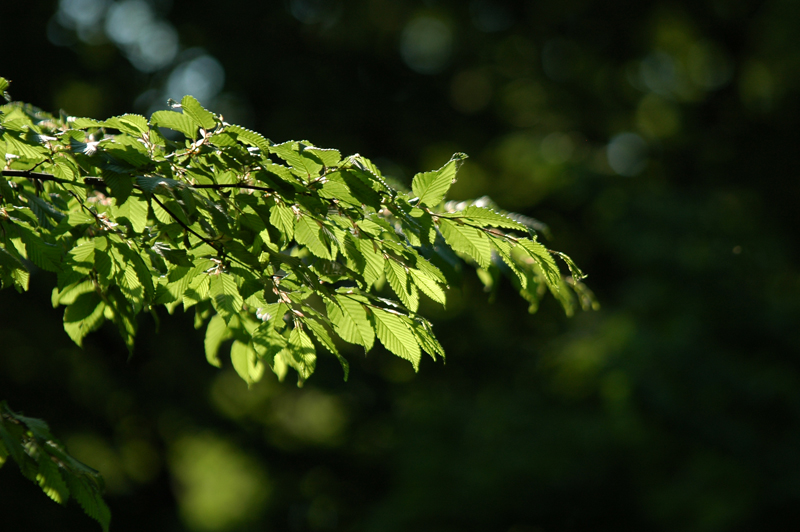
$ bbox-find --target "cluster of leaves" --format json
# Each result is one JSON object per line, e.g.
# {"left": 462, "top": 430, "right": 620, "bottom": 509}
{"left": 0, "top": 75, "right": 593, "bottom": 385}
{"left": 0, "top": 401, "right": 111, "bottom": 531}
{"left": 0, "top": 73, "right": 593, "bottom": 526}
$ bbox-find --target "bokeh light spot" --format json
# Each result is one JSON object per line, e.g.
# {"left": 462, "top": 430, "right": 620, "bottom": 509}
{"left": 165, "top": 55, "right": 226, "bottom": 105}
{"left": 272, "top": 389, "right": 347, "bottom": 446}
{"left": 687, "top": 40, "right": 733, "bottom": 91}
{"left": 105, "top": 0, "right": 179, "bottom": 72}
{"left": 607, "top": 132, "right": 648, "bottom": 176}
{"left": 169, "top": 433, "right": 270, "bottom": 531}
{"left": 400, "top": 16, "right": 454, "bottom": 75}
{"left": 57, "top": 0, "right": 108, "bottom": 30}
{"left": 105, "top": 0, "right": 153, "bottom": 46}
{"left": 540, "top": 132, "right": 574, "bottom": 165}
{"left": 640, "top": 51, "right": 679, "bottom": 96}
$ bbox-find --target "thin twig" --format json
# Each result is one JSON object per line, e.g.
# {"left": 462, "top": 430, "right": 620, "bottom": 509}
{"left": 191, "top": 182, "right": 275, "bottom": 193}
{"left": 150, "top": 194, "right": 220, "bottom": 252}
{"left": 1, "top": 170, "right": 73, "bottom": 184}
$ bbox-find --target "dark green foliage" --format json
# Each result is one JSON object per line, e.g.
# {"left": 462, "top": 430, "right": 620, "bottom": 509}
{"left": 0, "top": 401, "right": 110, "bottom": 532}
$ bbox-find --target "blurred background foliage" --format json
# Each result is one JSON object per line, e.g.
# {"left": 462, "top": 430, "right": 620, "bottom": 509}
{"left": 2, "top": 0, "right": 800, "bottom": 530}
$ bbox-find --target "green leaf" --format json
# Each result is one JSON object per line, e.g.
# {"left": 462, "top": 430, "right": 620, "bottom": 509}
{"left": 411, "top": 153, "right": 467, "bottom": 208}
{"left": 491, "top": 237, "right": 527, "bottom": 289}
{"left": 136, "top": 175, "right": 184, "bottom": 193}
{"left": 252, "top": 320, "right": 288, "bottom": 367}
{"left": 22, "top": 191, "right": 65, "bottom": 227}
{"left": 150, "top": 110, "right": 198, "bottom": 139}
{"left": 65, "top": 211, "right": 96, "bottom": 227}
{"left": 519, "top": 238, "right": 561, "bottom": 291}
{"left": 271, "top": 141, "right": 323, "bottom": 178}
{"left": 438, "top": 218, "right": 491, "bottom": 268}
{"left": 319, "top": 172, "right": 360, "bottom": 206}
{"left": 371, "top": 307, "right": 421, "bottom": 371}
{"left": 119, "top": 257, "right": 146, "bottom": 299}
{"left": 68, "top": 117, "right": 104, "bottom": 129}
{"left": 209, "top": 272, "right": 243, "bottom": 323}
{"left": 305, "top": 147, "right": 341, "bottom": 168}
{"left": 408, "top": 267, "right": 447, "bottom": 306}
{"left": 305, "top": 316, "right": 349, "bottom": 381}
{"left": 104, "top": 114, "right": 149, "bottom": 137}
{"left": 64, "top": 472, "right": 111, "bottom": 532}
{"left": 36, "top": 454, "right": 70, "bottom": 504}
{"left": 53, "top": 279, "right": 95, "bottom": 306}
{"left": 452, "top": 205, "right": 529, "bottom": 232}
{"left": 18, "top": 226, "right": 63, "bottom": 272}
{"left": 0, "top": 246, "right": 29, "bottom": 291}
{"left": 115, "top": 196, "right": 149, "bottom": 233}
{"left": 551, "top": 250, "right": 587, "bottom": 281}
{"left": 327, "top": 294, "right": 375, "bottom": 351}
{"left": 353, "top": 238, "right": 384, "bottom": 288}
{"left": 231, "top": 340, "right": 264, "bottom": 386}
{"left": 384, "top": 259, "right": 419, "bottom": 312}
{"left": 5, "top": 133, "right": 48, "bottom": 162}
{"left": 106, "top": 286, "right": 138, "bottom": 357}
{"left": 63, "top": 291, "right": 105, "bottom": 347}
{"left": 151, "top": 242, "right": 193, "bottom": 267}
{"left": 404, "top": 316, "right": 445, "bottom": 361}
{"left": 270, "top": 203, "right": 295, "bottom": 243}
{"left": 115, "top": 242, "right": 154, "bottom": 301}
{"left": 0, "top": 419, "right": 30, "bottom": 476}
{"left": 68, "top": 240, "right": 95, "bottom": 264}
{"left": 204, "top": 313, "right": 232, "bottom": 368}
{"left": 226, "top": 124, "right": 271, "bottom": 153}
{"left": 294, "top": 215, "right": 334, "bottom": 260}
{"left": 285, "top": 326, "right": 317, "bottom": 384}
{"left": 181, "top": 95, "right": 216, "bottom": 131}
{"left": 345, "top": 155, "right": 390, "bottom": 192}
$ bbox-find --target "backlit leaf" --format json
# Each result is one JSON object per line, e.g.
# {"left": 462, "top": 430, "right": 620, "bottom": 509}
{"left": 519, "top": 238, "right": 561, "bottom": 291}
{"left": 209, "top": 272, "right": 243, "bottom": 323}
{"left": 411, "top": 153, "right": 467, "bottom": 208}
{"left": 371, "top": 307, "right": 421, "bottom": 370}
{"left": 150, "top": 110, "right": 197, "bottom": 139}
{"left": 384, "top": 259, "right": 419, "bottom": 312}
{"left": 204, "top": 313, "right": 232, "bottom": 368}
{"left": 327, "top": 293, "right": 375, "bottom": 351}
{"left": 285, "top": 326, "right": 317, "bottom": 384}
{"left": 438, "top": 218, "right": 491, "bottom": 268}
{"left": 231, "top": 340, "right": 264, "bottom": 386}
{"left": 181, "top": 95, "right": 216, "bottom": 131}
{"left": 294, "top": 215, "right": 333, "bottom": 260}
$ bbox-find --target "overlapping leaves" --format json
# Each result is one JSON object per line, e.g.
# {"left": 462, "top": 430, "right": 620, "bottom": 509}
{"left": 0, "top": 401, "right": 110, "bottom": 532}
{"left": 0, "top": 77, "right": 594, "bottom": 386}
{"left": 0, "top": 76, "right": 595, "bottom": 530}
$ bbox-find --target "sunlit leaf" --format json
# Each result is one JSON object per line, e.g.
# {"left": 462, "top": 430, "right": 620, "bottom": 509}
{"left": 327, "top": 293, "right": 375, "bottom": 351}
{"left": 438, "top": 218, "right": 491, "bottom": 268}
{"left": 181, "top": 95, "right": 216, "bottom": 131}
{"left": 204, "top": 313, "right": 232, "bottom": 368}
{"left": 371, "top": 307, "right": 421, "bottom": 371}
{"left": 150, "top": 110, "right": 197, "bottom": 139}
{"left": 411, "top": 153, "right": 467, "bottom": 208}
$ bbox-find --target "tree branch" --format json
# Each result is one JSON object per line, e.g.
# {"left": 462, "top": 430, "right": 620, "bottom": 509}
{"left": 1, "top": 170, "right": 74, "bottom": 184}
